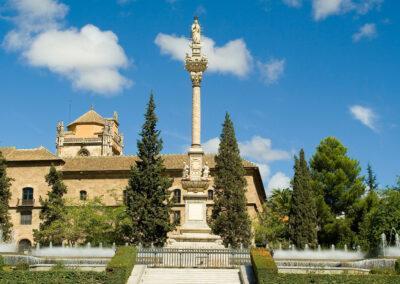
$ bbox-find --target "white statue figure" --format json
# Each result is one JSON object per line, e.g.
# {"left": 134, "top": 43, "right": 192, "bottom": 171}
{"left": 191, "top": 17, "right": 201, "bottom": 44}
{"left": 202, "top": 162, "right": 210, "bottom": 179}
{"left": 183, "top": 162, "right": 190, "bottom": 179}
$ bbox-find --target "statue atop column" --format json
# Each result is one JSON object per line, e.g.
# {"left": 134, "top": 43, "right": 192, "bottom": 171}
{"left": 191, "top": 16, "right": 201, "bottom": 45}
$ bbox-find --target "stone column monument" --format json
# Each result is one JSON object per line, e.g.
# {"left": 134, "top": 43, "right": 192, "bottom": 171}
{"left": 168, "top": 17, "right": 223, "bottom": 248}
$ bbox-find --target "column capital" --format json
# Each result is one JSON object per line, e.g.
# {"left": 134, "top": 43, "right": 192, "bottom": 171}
{"left": 190, "top": 72, "right": 203, "bottom": 87}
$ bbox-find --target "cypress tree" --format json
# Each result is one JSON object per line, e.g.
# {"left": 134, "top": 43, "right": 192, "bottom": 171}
{"left": 0, "top": 151, "right": 13, "bottom": 241}
{"left": 288, "top": 149, "right": 317, "bottom": 249}
{"left": 34, "top": 165, "right": 67, "bottom": 245}
{"left": 366, "top": 163, "right": 378, "bottom": 192}
{"left": 211, "top": 113, "right": 251, "bottom": 248}
{"left": 125, "top": 94, "right": 173, "bottom": 247}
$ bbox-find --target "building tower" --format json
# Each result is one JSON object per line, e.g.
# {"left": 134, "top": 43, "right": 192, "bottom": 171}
{"left": 56, "top": 109, "right": 124, "bottom": 157}
{"left": 168, "top": 17, "right": 223, "bottom": 248}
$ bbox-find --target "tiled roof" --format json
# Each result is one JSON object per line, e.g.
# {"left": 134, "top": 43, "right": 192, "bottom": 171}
{"left": 0, "top": 147, "right": 61, "bottom": 161}
{"left": 67, "top": 110, "right": 105, "bottom": 127}
{"left": 61, "top": 154, "right": 257, "bottom": 172}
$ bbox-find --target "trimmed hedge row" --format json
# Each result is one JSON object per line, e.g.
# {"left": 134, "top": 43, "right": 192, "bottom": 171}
{"left": 0, "top": 246, "right": 138, "bottom": 284}
{"left": 250, "top": 248, "right": 278, "bottom": 283}
{"left": 251, "top": 248, "right": 400, "bottom": 284}
{"left": 106, "top": 246, "right": 137, "bottom": 284}
{"left": 264, "top": 274, "right": 400, "bottom": 284}
{"left": 0, "top": 271, "right": 108, "bottom": 284}
{"left": 396, "top": 258, "right": 400, "bottom": 274}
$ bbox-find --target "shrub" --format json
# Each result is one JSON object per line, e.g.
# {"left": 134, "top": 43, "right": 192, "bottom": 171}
{"left": 15, "top": 261, "right": 29, "bottom": 271}
{"left": 0, "top": 255, "right": 4, "bottom": 270}
{"left": 370, "top": 268, "right": 397, "bottom": 275}
{"left": 0, "top": 271, "right": 108, "bottom": 283}
{"left": 396, "top": 258, "right": 400, "bottom": 274}
{"left": 251, "top": 248, "right": 278, "bottom": 284}
{"left": 50, "top": 261, "right": 66, "bottom": 271}
{"left": 106, "top": 246, "right": 137, "bottom": 284}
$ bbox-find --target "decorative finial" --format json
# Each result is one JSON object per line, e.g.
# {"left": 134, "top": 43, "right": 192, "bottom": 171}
{"left": 90, "top": 104, "right": 94, "bottom": 111}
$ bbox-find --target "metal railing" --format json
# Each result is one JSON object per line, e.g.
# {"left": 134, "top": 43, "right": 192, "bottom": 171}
{"left": 137, "top": 247, "right": 250, "bottom": 268}
{"left": 17, "top": 198, "right": 35, "bottom": 207}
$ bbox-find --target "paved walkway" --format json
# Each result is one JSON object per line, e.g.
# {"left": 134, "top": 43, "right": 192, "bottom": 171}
{"left": 130, "top": 267, "right": 242, "bottom": 284}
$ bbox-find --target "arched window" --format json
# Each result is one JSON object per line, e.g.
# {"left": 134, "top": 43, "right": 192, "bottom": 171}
{"left": 78, "top": 148, "right": 90, "bottom": 157}
{"left": 173, "top": 189, "right": 181, "bottom": 204}
{"left": 80, "top": 190, "right": 87, "bottom": 201}
{"left": 18, "top": 239, "right": 32, "bottom": 252}
{"left": 22, "top": 187, "right": 34, "bottom": 206}
{"left": 208, "top": 189, "right": 214, "bottom": 201}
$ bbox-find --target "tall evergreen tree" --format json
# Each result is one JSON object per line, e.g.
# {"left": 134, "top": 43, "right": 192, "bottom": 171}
{"left": 211, "top": 113, "right": 251, "bottom": 248}
{"left": 0, "top": 151, "right": 13, "bottom": 241}
{"left": 366, "top": 163, "right": 378, "bottom": 192}
{"left": 288, "top": 149, "right": 317, "bottom": 249}
{"left": 34, "top": 165, "right": 67, "bottom": 245}
{"left": 310, "top": 137, "right": 365, "bottom": 246}
{"left": 125, "top": 94, "right": 173, "bottom": 247}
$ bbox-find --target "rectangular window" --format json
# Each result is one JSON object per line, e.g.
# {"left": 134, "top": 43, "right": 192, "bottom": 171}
{"left": 173, "top": 211, "right": 181, "bottom": 225}
{"left": 20, "top": 211, "right": 32, "bottom": 225}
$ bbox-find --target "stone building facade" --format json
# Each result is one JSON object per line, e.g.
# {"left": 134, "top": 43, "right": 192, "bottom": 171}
{"left": 1, "top": 110, "right": 266, "bottom": 249}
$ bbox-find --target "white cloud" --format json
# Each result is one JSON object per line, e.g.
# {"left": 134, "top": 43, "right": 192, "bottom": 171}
{"left": 256, "top": 163, "right": 271, "bottom": 180}
{"left": 240, "top": 136, "right": 290, "bottom": 163}
{"left": 3, "top": 0, "right": 131, "bottom": 95}
{"left": 313, "top": 0, "right": 343, "bottom": 20}
{"left": 154, "top": 33, "right": 253, "bottom": 77}
{"left": 202, "top": 136, "right": 291, "bottom": 191}
{"left": 202, "top": 137, "right": 220, "bottom": 153}
{"left": 282, "top": 0, "right": 302, "bottom": 8}
{"left": 352, "top": 23, "right": 377, "bottom": 42}
{"left": 349, "top": 105, "right": 377, "bottom": 130}
{"left": 267, "top": 172, "right": 291, "bottom": 191}
{"left": 258, "top": 58, "right": 286, "bottom": 85}
{"left": 312, "top": 0, "right": 383, "bottom": 21}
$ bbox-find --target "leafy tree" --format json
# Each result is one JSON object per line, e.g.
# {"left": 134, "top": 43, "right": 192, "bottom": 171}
{"left": 34, "top": 165, "right": 67, "bottom": 245}
{"left": 0, "top": 151, "right": 13, "bottom": 241}
{"left": 255, "top": 188, "right": 292, "bottom": 247}
{"left": 125, "top": 94, "right": 173, "bottom": 247}
{"left": 310, "top": 137, "right": 365, "bottom": 246}
{"left": 211, "top": 113, "right": 251, "bottom": 248}
{"left": 288, "top": 149, "right": 317, "bottom": 249}
{"left": 34, "top": 197, "right": 130, "bottom": 246}
{"left": 360, "top": 190, "right": 400, "bottom": 255}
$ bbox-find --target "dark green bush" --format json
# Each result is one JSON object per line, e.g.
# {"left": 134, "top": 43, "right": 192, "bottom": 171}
{"left": 106, "top": 246, "right": 137, "bottom": 284}
{"left": 396, "top": 258, "right": 400, "bottom": 274}
{"left": 15, "top": 261, "right": 29, "bottom": 271}
{"left": 251, "top": 248, "right": 278, "bottom": 284}
{"left": 0, "top": 271, "right": 108, "bottom": 284}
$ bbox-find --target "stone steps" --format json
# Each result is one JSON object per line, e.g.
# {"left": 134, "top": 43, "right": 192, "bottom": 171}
{"left": 139, "top": 268, "right": 241, "bottom": 284}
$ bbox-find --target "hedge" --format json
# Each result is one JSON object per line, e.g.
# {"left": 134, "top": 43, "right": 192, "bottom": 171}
{"left": 0, "top": 246, "right": 138, "bottom": 284}
{"left": 251, "top": 248, "right": 278, "bottom": 284}
{"left": 264, "top": 274, "right": 400, "bottom": 284}
{"left": 0, "top": 271, "right": 108, "bottom": 284}
{"left": 106, "top": 246, "right": 137, "bottom": 284}
{"left": 396, "top": 258, "right": 400, "bottom": 274}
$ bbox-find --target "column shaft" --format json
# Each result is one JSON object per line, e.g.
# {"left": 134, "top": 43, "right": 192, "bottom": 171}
{"left": 192, "top": 85, "right": 201, "bottom": 146}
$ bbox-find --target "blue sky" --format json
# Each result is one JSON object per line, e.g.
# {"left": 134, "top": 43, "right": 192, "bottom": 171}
{"left": 0, "top": 0, "right": 399, "bottom": 192}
